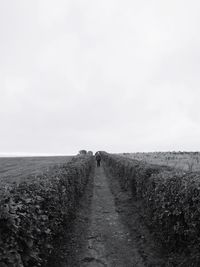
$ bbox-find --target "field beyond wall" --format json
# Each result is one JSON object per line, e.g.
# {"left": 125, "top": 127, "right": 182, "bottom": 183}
{"left": 0, "top": 156, "right": 73, "bottom": 184}
{"left": 120, "top": 151, "right": 200, "bottom": 172}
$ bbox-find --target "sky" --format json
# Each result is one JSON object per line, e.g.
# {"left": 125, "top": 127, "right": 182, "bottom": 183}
{"left": 0, "top": 0, "right": 200, "bottom": 155}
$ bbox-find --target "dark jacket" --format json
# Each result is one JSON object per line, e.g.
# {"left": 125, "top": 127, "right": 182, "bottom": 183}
{"left": 95, "top": 154, "right": 101, "bottom": 161}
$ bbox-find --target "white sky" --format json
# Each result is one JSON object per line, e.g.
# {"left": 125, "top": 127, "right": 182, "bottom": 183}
{"left": 0, "top": 0, "right": 200, "bottom": 155}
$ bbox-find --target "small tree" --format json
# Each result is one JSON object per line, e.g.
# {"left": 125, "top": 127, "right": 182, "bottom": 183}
{"left": 79, "top": 150, "right": 87, "bottom": 155}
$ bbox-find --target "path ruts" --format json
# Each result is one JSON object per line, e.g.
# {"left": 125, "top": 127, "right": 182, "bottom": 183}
{"left": 80, "top": 165, "right": 145, "bottom": 267}
{"left": 49, "top": 165, "right": 166, "bottom": 266}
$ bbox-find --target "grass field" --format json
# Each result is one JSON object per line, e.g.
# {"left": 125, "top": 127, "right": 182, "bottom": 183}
{"left": 120, "top": 152, "right": 200, "bottom": 172}
{"left": 0, "top": 156, "right": 73, "bottom": 184}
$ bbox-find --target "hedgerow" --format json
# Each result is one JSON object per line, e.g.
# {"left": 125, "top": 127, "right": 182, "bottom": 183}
{"left": 0, "top": 156, "right": 94, "bottom": 267}
{"left": 101, "top": 152, "right": 200, "bottom": 264}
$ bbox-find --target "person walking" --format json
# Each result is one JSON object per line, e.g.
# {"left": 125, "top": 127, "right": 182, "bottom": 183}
{"left": 95, "top": 152, "right": 101, "bottom": 167}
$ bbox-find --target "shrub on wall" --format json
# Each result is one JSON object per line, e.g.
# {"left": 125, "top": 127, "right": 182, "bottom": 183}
{"left": 101, "top": 152, "right": 200, "bottom": 263}
{"left": 0, "top": 156, "right": 94, "bottom": 266}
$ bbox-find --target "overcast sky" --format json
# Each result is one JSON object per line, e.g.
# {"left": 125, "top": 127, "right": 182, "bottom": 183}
{"left": 0, "top": 0, "right": 200, "bottom": 155}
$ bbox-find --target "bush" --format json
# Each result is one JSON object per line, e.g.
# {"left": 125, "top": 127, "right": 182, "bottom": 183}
{"left": 79, "top": 150, "right": 87, "bottom": 155}
{"left": 101, "top": 152, "right": 200, "bottom": 263}
{"left": 0, "top": 156, "right": 94, "bottom": 266}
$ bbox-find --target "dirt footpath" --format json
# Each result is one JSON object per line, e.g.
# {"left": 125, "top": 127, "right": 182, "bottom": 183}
{"left": 49, "top": 165, "right": 166, "bottom": 267}
{"left": 80, "top": 165, "right": 145, "bottom": 267}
